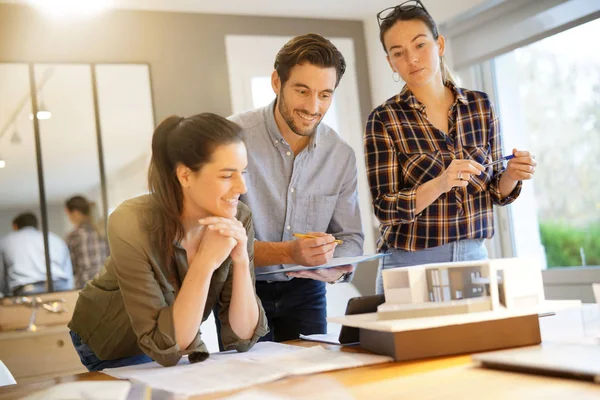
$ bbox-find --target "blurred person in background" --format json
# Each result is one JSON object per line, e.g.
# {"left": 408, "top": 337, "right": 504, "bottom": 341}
{"left": 0, "top": 212, "right": 73, "bottom": 296}
{"left": 65, "top": 196, "right": 109, "bottom": 289}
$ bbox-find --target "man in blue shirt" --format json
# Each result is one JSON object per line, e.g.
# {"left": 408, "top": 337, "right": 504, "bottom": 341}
{"left": 0, "top": 212, "right": 73, "bottom": 296}
{"left": 227, "top": 34, "right": 364, "bottom": 342}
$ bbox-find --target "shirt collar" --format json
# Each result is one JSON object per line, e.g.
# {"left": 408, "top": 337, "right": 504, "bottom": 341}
{"left": 263, "top": 99, "right": 319, "bottom": 151}
{"left": 397, "top": 81, "right": 468, "bottom": 110}
{"left": 448, "top": 81, "right": 468, "bottom": 105}
{"left": 397, "top": 85, "right": 423, "bottom": 111}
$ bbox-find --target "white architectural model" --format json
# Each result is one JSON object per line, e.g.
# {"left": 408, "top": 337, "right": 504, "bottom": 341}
{"left": 327, "top": 258, "right": 581, "bottom": 361}
{"left": 378, "top": 258, "right": 546, "bottom": 320}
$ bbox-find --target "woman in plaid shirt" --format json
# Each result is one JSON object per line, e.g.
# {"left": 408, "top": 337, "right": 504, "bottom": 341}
{"left": 65, "top": 196, "right": 109, "bottom": 289}
{"left": 365, "top": 1, "right": 537, "bottom": 294}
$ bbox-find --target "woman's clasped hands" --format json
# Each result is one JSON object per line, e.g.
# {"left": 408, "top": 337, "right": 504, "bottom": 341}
{"left": 196, "top": 216, "right": 249, "bottom": 269}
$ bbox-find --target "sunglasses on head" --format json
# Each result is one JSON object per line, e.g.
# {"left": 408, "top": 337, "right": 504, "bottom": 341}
{"left": 376, "top": 0, "right": 430, "bottom": 27}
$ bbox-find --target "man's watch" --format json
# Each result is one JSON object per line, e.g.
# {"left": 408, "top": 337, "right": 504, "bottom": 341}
{"left": 328, "top": 271, "right": 351, "bottom": 285}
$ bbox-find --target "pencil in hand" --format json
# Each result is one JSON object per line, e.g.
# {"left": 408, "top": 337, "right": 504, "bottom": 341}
{"left": 293, "top": 233, "right": 343, "bottom": 245}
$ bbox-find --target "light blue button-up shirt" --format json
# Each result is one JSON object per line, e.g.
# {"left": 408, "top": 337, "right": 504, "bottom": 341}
{"left": 0, "top": 227, "right": 73, "bottom": 295}
{"left": 230, "top": 101, "right": 364, "bottom": 281}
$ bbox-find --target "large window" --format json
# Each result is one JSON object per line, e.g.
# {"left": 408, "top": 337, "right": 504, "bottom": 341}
{"left": 0, "top": 63, "right": 154, "bottom": 296}
{"left": 491, "top": 18, "right": 600, "bottom": 268}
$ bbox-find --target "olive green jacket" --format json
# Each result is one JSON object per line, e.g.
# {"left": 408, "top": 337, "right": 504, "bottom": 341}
{"left": 68, "top": 195, "right": 268, "bottom": 367}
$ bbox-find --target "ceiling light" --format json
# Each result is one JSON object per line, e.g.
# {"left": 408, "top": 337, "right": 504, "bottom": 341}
{"left": 28, "top": 100, "right": 52, "bottom": 120}
{"left": 29, "top": 111, "right": 52, "bottom": 120}
{"left": 38, "top": 100, "right": 51, "bottom": 119}
{"left": 37, "top": 110, "right": 52, "bottom": 120}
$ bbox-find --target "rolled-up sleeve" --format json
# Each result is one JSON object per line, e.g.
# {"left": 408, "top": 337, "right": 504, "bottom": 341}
{"left": 108, "top": 208, "right": 199, "bottom": 367}
{"left": 217, "top": 213, "right": 268, "bottom": 351}
{"left": 365, "top": 111, "right": 419, "bottom": 224}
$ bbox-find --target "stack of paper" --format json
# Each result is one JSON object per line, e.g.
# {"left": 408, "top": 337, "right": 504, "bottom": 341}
{"left": 103, "top": 342, "right": 392, "bottom": 397}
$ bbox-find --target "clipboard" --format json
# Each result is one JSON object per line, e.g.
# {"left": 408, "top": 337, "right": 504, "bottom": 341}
{"left": 255, "top": 253, "right": 387, "bottom": 276}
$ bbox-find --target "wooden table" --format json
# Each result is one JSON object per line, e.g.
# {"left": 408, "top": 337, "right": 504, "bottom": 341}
{"left": 2, "top": 340, "right": 599, "bottom": 399}
{"left": 1, "top": 306, "right": 599, "bottom": 399}
{"left": 0, "top": 341, "right": 473, "bottom": 400}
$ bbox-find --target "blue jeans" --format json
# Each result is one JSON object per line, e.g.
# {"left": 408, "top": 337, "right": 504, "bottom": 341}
{"left": 377, "top": 239, "right": 489, "bottom": 294}
{"left": 214, "top": 278, "right": 326, "bottom": 348}
{"left": 69, "top": 331, "right": 153, "bottom": 371}
{"left": 256, "top": 278, "right": 327, "bottom": 342}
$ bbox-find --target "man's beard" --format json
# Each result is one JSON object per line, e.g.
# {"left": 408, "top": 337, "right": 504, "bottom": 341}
{"left": 277, "top": 90, "right": 322, "bottom": 137}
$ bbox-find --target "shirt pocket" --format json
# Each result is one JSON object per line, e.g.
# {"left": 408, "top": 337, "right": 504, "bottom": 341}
{"left": 297, "top": 194, "right": 339, "bottom": 234}
{"left": 462, "top": 145, "right": 491, "bottom": 194}
{"left": 397, "top": 150, "right": 445, "bottom": 187}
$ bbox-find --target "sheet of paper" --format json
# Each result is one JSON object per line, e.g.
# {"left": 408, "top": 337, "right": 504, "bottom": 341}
{"left": 209, "top": 341, "right": 301, "bottom": 362}
{"left": 266, "top": 345, "right": 392, "bottom": 376}
{"left": 105, "top": 358, "right": 286, "bottom": 397}
{"left": 255, "top": 253, "right": 387, "bottom": 276}
{"left": 102, "top": 342, "right": 392, "bottom": 397}
{"left": 103, "top": 342, "right": 299, "bottom": 382}
{"left": 298, "top": 333, "right": 341, "bottom": 345}
{"left": 103, "top": 341, "right": 301, "bottom": 381}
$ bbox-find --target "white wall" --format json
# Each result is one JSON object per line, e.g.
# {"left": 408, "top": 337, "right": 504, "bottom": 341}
{"left": 0, "top": 208, "right": 33, "bottom": 237}
{"left": 105, "top": 153, "right": 150, "bottom": 214}
{"left": 46, "top": 204, "right": 71, "bottom": 237}
{"left": 363, "top": 16, "right": 405, "bottom": 108}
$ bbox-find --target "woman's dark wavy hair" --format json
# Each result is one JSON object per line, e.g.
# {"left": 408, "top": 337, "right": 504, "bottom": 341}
{"left": 147, "top": 113, "right": 244, "bottom": 273}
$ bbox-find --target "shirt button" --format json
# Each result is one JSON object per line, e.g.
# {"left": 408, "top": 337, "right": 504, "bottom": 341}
{"left": 286, "top": 151, "right": 291, "bottom": 156}
{"left": 286, "top": 225, "right": 291, "bottom": 230}
{"left": 290, "top": 188, "right": 295, "bottom": 193}
{"left": 274, "top": 140, "right": 278, "bottom": 144}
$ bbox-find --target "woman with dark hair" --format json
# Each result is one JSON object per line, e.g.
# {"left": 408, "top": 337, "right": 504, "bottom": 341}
{"left": 65, "top": 195, "right": 109, "bottom": 289}
{"left": 68, "top": 113, "right": 268, "bottom": 370}
{"left": 365, "top": 1, "right": 537, "bottom": 294}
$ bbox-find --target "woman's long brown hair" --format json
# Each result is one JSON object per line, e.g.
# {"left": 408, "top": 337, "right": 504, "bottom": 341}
{"left": 147, "top": 113, "right": 244, "bottom": 276}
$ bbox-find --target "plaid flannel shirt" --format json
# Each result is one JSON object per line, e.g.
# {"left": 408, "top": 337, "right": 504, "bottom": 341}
{"left": 66, "top": 222, "right": 109, "bottom": 288}
{"left": 364, "top": 83, "right": 522, "bottom": 252}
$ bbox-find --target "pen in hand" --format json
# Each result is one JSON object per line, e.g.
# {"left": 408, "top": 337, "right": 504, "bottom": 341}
{"left": 483, "top": 154, "right": 515, "bottom": 168}
{"left": 293, "top": 233, "right": 343, "bottom": 245}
